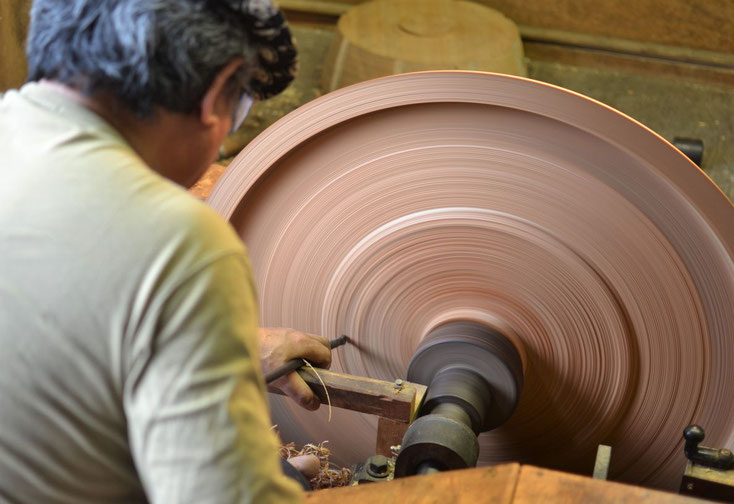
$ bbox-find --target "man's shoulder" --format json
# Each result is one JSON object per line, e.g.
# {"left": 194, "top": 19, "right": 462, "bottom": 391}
{"left": 154, "top": 185, "right": 244, "bottom": 254}
{"left": 125, "top": 176, "right": 247, "bottom": 263}
{"left": 94, "top": 179, "right": 252, "bottom": 312}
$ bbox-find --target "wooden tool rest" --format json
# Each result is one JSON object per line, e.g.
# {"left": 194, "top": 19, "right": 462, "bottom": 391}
{"left": 269, "top": 368, "right": 427, "bottom": 456}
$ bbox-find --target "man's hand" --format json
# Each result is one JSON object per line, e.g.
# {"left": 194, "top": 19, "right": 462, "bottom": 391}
{"left": 287, "top": 455, "right": 320, "bottom": 480}
{"left": 259, "top": 328, "right": 332, "bottom": 410}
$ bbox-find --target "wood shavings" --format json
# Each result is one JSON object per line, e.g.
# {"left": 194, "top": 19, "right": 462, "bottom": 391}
{"left": 280, "top": 441, "right": 352, "bottom": 489}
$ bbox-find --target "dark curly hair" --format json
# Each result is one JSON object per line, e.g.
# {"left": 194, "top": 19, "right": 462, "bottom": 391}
{"left": 26, "top": 0, "right": 297, "bottom": 117}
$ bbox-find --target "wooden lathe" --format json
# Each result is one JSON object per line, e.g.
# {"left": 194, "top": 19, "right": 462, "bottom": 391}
{"left": 272, "top": 361, "right": 734, "bottom": 502}
{"left": 207, "top": 71, "right": 734, "bottom": 502}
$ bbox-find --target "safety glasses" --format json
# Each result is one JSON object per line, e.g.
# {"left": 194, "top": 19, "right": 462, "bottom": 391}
{"left": 230, "top": 94, "right": 254, "bottom": 135}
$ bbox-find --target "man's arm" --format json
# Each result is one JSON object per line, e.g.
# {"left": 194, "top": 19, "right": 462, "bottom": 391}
{"left": 123, "top": 253, "right": 302, "bottom": 504}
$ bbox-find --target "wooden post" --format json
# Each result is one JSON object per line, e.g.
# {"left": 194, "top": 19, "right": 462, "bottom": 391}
{"left": 376, "top": 417, "right": 410, "bottom": 456}
{"left": 0, "top": 0, "right": 31, "bottom": 91}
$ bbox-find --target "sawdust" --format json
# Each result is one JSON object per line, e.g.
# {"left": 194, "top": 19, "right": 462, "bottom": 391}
{"left": 280, "top": 441, "right": 352, "bottom": 489}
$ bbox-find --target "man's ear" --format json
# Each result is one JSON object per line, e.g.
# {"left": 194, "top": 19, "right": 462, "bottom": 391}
{"left": 200, "top": 58, "right": 244, "bottom": 128}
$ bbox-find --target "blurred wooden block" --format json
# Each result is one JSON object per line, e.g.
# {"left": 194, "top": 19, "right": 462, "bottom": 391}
{"left": 514, "top": 465, "right": 706, "bottom": 503}
{"left": 304, "top": 463, "right": 709, "bottom": 503}
{"left": 189, "top": 163, "right": 227, "bottom": 200}
{"left": 304, "top": 464, "right": 520, "bottom": 503}
{"left": 321, "top": 0, "right": 526, "bottom": 92}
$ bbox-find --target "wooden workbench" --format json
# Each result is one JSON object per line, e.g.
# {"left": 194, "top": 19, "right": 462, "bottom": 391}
{"left": 304, "top": 464, "right": 709, "bottom": 503}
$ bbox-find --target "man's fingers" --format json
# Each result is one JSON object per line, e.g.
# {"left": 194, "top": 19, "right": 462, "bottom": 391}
{"left": 259, "top": 328, "right": 333, "bottom": 373}
{"left": 295, "top": 330, "right": 328, "bottom": 346}
{"left": 287, "top": 455, "right": 320, "bottom": 479}
{"left": 277, "top": 372, "right": 320, "bottom": 411}
{"left": 292, "top": 333, "right": 332, "bottom": 369}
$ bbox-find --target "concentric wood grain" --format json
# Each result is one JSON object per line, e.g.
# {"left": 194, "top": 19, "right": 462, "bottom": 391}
{"left": 207, "top": 71, "right": 734, "bottom": 490}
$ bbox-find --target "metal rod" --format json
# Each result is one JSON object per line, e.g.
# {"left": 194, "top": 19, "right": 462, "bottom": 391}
{"left": 416, "top": 461, "right": 441, "bottom": 475}
{"left": 431, "top": 402, "right": 474, "bottom": 428}
{"left": 265, "top": 335, "right": 349, "bottom": 384}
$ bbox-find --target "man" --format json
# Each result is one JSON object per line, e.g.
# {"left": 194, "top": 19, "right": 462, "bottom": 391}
{"left": 0, "top": 0, "right": 329, "bottom": 502}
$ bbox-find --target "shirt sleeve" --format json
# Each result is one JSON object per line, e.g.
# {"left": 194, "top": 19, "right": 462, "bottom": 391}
{"left": 122, "top": 252, "right": 303, "bottom": 504}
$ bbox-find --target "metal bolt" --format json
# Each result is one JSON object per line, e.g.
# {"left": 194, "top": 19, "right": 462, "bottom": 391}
{"left": 367, "top": 455, "right": 389, "bottom": 477}
{"left": 394, "top": 379, "right": 404, "bottom": 390}
{"left": 687, "top": 483, "right": 694, "bottom": 491}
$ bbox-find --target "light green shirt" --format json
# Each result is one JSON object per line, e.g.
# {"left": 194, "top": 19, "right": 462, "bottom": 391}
{"left": 0, "top": 83, "right": 302, "bottom": 503}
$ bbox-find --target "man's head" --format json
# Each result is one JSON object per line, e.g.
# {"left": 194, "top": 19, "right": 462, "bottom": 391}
{"left": 26, "top": 0, "right": 297, "bottom": 186}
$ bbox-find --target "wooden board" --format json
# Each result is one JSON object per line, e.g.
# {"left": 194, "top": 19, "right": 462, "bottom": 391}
{"left": 304, "top": 464, "right": 709, "bottom": 503}
{"left": 304, "top": 464, "right": 521, "bottom": 503}
{"left": 513, "top": 465, "right": 707, "bottom": 503}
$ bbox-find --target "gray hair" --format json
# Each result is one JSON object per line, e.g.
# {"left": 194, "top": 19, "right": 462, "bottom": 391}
{"left": 26, "top": 0, "right": 297, "bottom": 117}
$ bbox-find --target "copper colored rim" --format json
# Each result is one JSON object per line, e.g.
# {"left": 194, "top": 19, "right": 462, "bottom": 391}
{"left": 208, "top": 71, "right": 734, "bottom": 489}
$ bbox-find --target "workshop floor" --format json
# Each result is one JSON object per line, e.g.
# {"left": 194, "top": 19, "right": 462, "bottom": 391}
{"left": 191, "top": 26, "right": 734, "bottom": 203}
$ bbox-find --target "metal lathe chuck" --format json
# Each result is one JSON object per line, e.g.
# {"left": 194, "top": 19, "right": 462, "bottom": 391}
{"left": 395, "top": 322, "right": 524, "bottom": 476}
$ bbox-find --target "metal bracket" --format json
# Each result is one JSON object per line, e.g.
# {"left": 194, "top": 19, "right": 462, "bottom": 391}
{"left": 683, "top": 425, "right": 734, "bottom": 470}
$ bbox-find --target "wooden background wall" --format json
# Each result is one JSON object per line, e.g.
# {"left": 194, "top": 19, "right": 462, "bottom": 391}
{"left": 1, "top": 0, "right": 731, "bottom": 93}
{"left": 472, "top": 0, "right": 733, "bottom": 54}
{"left": 0, "top": 0, "right": 31, "bottom": 90}
{"left": 283, "top": 0, "right": 733, "bottom": 56}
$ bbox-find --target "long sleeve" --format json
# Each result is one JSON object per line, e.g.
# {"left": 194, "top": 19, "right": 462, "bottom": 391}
{"left": 123, "top": 253, "right": 302, "bottom": 503}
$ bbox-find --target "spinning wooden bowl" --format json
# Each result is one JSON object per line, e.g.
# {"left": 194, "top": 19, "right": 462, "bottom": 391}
{"left": 207, "top": 71, "right": 734, "bottom": 490}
